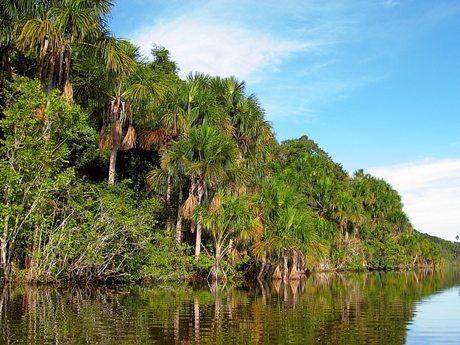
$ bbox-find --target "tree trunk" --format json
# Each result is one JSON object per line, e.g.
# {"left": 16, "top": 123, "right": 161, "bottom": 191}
{"left": 166, "top": 175, "right": 172, "bottom": 233}
{"left": 194, "top": 223, "right": 202, "bottom": 259}
{"left": 24, "top": 243, "right": 34, "bottom": 272}
{"left": 0, "top": 236, "right": 6, "bottom": 277}
{"left": 175, "top": 187, "right": 183, "bottom": 243}
{"left": 212, "top": 246, "right": 222, "bottom": 281}
{"left": 46, "top": 54, "right": 56, "bottom": 95}
{"left": 108, "top": 147, "right": 117, "bottom": 185}
{"left": 192, "top": 177, "right": 206, "bottom": 259}
{"left": 258, "top": 261, "right": 267, "bottom": 280}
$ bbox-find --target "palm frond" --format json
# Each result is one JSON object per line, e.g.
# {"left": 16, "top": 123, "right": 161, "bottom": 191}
{"left": 146, "top": 168, "right": 170, "bottom": 195}
{"left": 102, "top": 36, "right": 136, "bottom": 76}
{"left": 17, "top": 18, "right": 64, "bottom": 55}
{"left": 273, "top": 265, "right": 282, "bottom": 280}
{"left": 120, "top": 125, "right": 136, "bottom": 151}
{"left": 235, "top": 134, "right": 251, "bottom": 153}
{"left": 137, "top": 127, "right": 177, "bottom": 150}
{"left": 124, "top": 81, "right": 165, "bottom": 110}
{"left": 98, "top": 125, "right": 111, "bottom": 150}
{"left": 209, "top": 193, "right": 221, "bottom": 214}
{"left": 181, "top": 194, "right": 198, "bottom": 220}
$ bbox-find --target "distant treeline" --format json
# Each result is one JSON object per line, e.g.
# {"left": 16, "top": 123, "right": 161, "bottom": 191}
{"left": 0, "top": 0, "right": 454, "bottom": 283}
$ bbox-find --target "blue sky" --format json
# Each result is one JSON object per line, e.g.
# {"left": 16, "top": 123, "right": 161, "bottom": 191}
{"left": 109, "top": 0, "right": 460, "bottom": 241}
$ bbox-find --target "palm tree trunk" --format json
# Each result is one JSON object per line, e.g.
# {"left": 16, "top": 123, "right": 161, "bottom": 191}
{"left": 0, "top": 235, "right": 6, "bottom": 277}
{"left": 193, "top": 177, "right": 206, "bottom": 259}
{"left": 175, "top": 188, "right": 183, "bottom": 243}
{"left": 194, "top": 223, "right": 202, "bottom": 259}
{"left": 258, "top": 261, "right": 267, "bottom": 280}
{"left": 46, "top": 52, "right": 57, "bottom": 95}
{"left": 108, "top": 147, "right": 117, "bottom": 185}
{"left": 166, "top": 175, "right": 172, "bottom": 233}
{"left": 212, "top": 245, "right": 222, "bottom": 281}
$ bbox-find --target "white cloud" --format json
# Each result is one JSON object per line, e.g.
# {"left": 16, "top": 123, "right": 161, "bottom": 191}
{"left": 368, "top": 158, "right": 460, "bottom": 241}
{"left": 132, "top": 16, "right": 312, "bottom": 80}
{"left": 382, "top": 1, "right": 401, "bottom": 9}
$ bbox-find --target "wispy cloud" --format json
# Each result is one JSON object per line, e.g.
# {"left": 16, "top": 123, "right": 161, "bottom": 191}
{"left": 123, "top": 0, "right": 400, "bottom": 124}
{"left": 381, "top": 1, "right": 401, "bottom": 9}
{"left": 368, "top": 158, "right": 460, "bottom": 241}
{"left": 132, "top": 16, "right": 312, "bottom": 80}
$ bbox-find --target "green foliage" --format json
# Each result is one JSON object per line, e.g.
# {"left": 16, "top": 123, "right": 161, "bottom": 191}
{"left": 422, "top": 232, "right": 460, "bottom": 265}
{"left": 0, "top": 77, "right": 87, "bottom": 275}
{"left": 34, "top": 181, "right": 167, "bottom": 282}
{"left": 190, "top": 254, "right": 214, "bottom": 278}
{"left": 140, "top": 233, "right": 194, "bottom": 281}
{"left": 149, "top": 45, "right": 181, "bottom": 85}
{"left": 365, "top": 233, "right": 405, "bottom": 270}
{"left": 277, "top": 137, "right": 442, "bottom": 271}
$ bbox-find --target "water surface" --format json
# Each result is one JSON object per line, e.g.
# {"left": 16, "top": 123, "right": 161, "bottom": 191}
{"left": 1, "top": 269, "right": 459, "bottom": 344}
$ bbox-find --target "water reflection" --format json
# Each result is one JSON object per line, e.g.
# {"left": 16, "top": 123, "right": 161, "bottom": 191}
{"left": 406, "top": 285, "right": 460, "bottom": 344}
{"left": 1, "top": 269, "right": 459, "bottom": 344}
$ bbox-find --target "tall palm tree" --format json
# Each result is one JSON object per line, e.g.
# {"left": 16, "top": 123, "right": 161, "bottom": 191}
{"left": 16, "top": 0, "right": 134, "bottom": 97}
{"left": 94, "top": 43, "right": 165, "bottom": 185}
{"left": 147, "top": 160, "right": 188, "bottom": 240}
{"left": 140, "top": 75, "right": 210, "bottom": 232}
{"left": 161, "top": 125, "right": 243, "bottom": 259}
{"left": 330, "top": 190, "right": 364, "bottom": 237}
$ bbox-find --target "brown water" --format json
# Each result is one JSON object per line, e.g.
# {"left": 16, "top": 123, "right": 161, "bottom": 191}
{"left": 1, "top": 269, "right": 459, "bottom": 344}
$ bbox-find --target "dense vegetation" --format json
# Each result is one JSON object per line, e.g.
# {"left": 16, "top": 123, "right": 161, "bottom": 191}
{"left": 0, "top": 0, "right": 452, "bottom": 283}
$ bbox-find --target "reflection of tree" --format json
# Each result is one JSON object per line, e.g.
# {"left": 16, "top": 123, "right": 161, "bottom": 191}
{"left": 0, "top": 270, "right": 459, "bottom": 344}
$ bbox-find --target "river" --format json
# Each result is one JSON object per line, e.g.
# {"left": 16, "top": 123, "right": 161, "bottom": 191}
{"left": 1, "top": 269, "right": 459, "bottom": 344}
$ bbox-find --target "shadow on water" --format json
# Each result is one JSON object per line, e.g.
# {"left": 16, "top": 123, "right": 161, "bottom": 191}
{"left": 1, "top": 269, "right": 459, "bottom": 344}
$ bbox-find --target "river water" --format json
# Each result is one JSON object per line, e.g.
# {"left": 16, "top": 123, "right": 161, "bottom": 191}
{"left": 0, "top": 269, "right": 459, "bottom": 344}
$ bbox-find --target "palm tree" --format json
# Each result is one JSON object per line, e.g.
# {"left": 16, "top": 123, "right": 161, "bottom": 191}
{"left": 95, "top": 43, "right": 165, "bottom": 185}
{"left": 399, "top": 233, "right": 421, "bottom": 266}
{"left": 210, "top": 76, "right": 275, "bottom": 198}
{"left": 330, "top": 190, "right": 364, "bottom": 237}
{"left": 196, "top": 193, "right": 259, "bottom": 280}
{"left": 212, "top": 76, "right": 273, "bottom": 157}
{"left": 141, "top": 75, "right": 211, "bottom": 232}
{"left": 147, "top": 162, "right": 188, "bottom": 240}
{"left": 161, "top": 126, "right": 243, "bottom": 259}
{"left": 252, "top": 180, "right": 326, "bottom": 280}
{"left": 16, "top": 0, "right": 134, "bottom": 97}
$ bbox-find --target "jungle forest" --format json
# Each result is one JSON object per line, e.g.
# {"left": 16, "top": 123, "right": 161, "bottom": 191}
{"left": 0, "top": 0, "right": 455, "bottom": 283}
